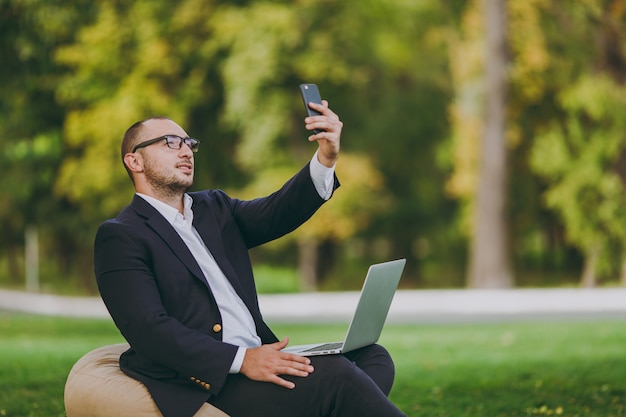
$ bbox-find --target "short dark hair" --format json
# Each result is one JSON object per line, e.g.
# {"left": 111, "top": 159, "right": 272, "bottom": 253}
{"left": 121, "top": 116, "right": 171, "bottom": 181}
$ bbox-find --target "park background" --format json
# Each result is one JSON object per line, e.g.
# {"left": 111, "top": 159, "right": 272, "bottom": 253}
{"left": 2, "top": 0, "right": 626, "bottom": 293}
{"left": 2, "top": 2, "right": 626, "bottom": 417}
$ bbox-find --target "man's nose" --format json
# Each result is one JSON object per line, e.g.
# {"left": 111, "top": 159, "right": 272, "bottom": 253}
{"left": 179, "top": 142, "right": 194, "bottom": 156}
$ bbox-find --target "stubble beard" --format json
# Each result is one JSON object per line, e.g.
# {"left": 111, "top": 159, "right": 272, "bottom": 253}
{"left": 143, "top": 158, "right": 194, "bottom": 202}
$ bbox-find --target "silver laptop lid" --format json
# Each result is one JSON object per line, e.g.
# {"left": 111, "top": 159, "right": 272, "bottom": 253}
{"left": 341, "top": 259, "right": 406, "bottom": 353}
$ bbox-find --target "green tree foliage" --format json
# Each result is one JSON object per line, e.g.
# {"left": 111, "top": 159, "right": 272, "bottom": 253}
{"left": 55, "top": 0, "right": 218, "bottom": 219}
{"left": 48, "top": 0, "right": 459, "bottom": 288}
{"left": 214, "top": 1, "right": 460, "bottom": 285}
{"left": 532, "top": 75, "right": 626, "bottom": 285}
{"left": 10, "top": 0, "right": 625, "bottom": 292}
{"left": 445, "top": 0, "right": 626, "bottom": 287}
{"left": 0, "top": 0, "right": 97, "bottom": 289}
{"left": 528, "top": 0, "right": 626, "bottom": 286}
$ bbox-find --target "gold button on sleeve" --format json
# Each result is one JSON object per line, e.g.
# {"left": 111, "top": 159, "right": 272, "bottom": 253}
{"left": 212, "top": 324, "right": 222, "bottom": 333}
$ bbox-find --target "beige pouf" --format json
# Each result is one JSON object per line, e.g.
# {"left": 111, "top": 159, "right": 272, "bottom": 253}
{"left": 64, "top": 343, "right": 229, "bottom": 417}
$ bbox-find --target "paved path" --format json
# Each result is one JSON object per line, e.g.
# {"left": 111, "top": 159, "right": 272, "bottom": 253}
{"left": 1, "top": 287, "right": 625, "bottom": 323}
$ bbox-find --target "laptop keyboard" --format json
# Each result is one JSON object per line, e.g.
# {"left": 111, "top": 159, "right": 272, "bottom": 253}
{"left": 302, "top": 342, "right": 344, "bottom": 353}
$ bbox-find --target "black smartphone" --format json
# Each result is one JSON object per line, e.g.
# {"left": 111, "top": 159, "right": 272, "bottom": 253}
{"left": 299, "top": 83, "right": 323, "bottom": 133}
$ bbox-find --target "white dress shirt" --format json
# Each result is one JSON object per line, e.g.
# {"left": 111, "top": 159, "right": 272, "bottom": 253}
{"left": 137, "top": 151, "right": 335, "bottom": 373}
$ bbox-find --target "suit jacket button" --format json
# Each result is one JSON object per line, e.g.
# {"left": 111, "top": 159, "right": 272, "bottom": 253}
{"left": 213, "top": 324, "right": 222, "bottom": 333}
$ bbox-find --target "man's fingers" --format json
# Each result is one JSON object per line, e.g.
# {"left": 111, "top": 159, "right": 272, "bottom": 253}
{"left": 270, "top": 375, "right": 296, "bottom": 390}
{"left": 279, "top": 351, "right": 312, "bottom": 365}
{"left": 270, "top": 338, "right": 290, "bottom": 351}
{"left": 240, "top": 340, "right": 314, "bottom": 389}
{"left": 271, "top": 362, "right": 314, "bottom": 389}
{"left": 278, "top": 364, "right": 313, "bottom": 378}
{"left": 277, "top": 357, "right": 314, "bottom": 374}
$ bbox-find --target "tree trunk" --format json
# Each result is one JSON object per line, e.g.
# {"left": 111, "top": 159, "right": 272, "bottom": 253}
{"left": 25, "top": 225, "right": 39, "bottom": 292}
{"left": 580, "top": 244, "right": 599, "bottom": 288}
{"left": 298, "top": 238, "right": 318, "bottom": 292}
{"left": 468, "top": 0, "right": 513, "bottom": 288}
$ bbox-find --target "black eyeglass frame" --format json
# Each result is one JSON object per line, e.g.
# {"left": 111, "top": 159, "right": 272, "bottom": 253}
{"left": 131, "top": 135, "right": 200, "bottom": 153}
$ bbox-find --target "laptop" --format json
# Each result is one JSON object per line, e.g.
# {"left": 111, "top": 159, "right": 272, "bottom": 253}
{"left": 282, "top": 259, "right": 406, "bottom": 356}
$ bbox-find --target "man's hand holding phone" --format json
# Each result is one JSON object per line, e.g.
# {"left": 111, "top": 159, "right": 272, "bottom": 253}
{"left": 300, "top": 84, "right": 342, "bottom": 168}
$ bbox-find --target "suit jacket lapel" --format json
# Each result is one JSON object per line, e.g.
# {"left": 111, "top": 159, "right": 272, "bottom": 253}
{"left": 130, "top": 195, "right": 209, "bottom": 290}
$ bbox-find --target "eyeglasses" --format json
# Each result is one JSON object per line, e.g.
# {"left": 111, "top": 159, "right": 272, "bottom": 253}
{"left": 132, "top": 135, "right": 200, "bottom": 153}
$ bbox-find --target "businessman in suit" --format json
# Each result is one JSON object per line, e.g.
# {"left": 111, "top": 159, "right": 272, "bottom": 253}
{"left": 94, "top": 100, "right": 406, "bottom": 417}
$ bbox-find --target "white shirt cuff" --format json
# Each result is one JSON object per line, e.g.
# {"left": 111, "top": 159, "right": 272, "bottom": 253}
{"left": 229, "top": 347, "right": 247, "bottom": 374}
{"left": 309, "top": 150, "right": 335, "bottom": 201}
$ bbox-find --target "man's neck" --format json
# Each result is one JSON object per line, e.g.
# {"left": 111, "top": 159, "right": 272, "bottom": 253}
{"left": 136, "top": 186, "right": 185, "bottom": 214}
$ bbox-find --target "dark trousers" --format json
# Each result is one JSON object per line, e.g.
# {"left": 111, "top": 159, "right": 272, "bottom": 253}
{"left": 208, "top": 344, "right": 406, "bottom": 417}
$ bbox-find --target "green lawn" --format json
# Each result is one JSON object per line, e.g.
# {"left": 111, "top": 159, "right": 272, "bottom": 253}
{"left": 1, "top": 312, "right": 625, "bottom": 416}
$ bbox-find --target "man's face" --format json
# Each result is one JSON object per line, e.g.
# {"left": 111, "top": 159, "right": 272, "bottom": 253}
{"left": 137, "top": 119, "right": 195, "bottom": 195}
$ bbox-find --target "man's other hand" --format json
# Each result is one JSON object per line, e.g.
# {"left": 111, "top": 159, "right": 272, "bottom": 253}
{"left": 240, "top": 338, "right": 314, "bottom": 389}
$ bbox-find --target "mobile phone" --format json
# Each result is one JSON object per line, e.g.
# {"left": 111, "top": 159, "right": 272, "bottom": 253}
{"left": 299, "top": 83, "right": 324, "bottom": 133}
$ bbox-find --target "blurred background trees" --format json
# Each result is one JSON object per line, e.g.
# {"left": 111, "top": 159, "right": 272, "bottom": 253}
{"left": 1, "top": 0, "right": 625, "bottom": 294}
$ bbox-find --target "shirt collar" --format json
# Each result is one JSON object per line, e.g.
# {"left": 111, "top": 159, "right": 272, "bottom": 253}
{"left": 136, "top": 193, "right": 194, "bottom": 225}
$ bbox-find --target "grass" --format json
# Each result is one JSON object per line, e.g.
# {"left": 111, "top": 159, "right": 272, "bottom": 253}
{"left": 252, "top": 265, "right": 301, "bottom": 294}
{"left": 0, "top": 314, "right": 124, "bottom": 417}
{"left": 1, "top": 313, "right": 625, "bottom": 417}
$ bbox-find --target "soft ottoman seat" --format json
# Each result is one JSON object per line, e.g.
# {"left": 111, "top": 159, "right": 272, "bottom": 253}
{"left": 64, "top": 343, "right": 229, "bottom": 417}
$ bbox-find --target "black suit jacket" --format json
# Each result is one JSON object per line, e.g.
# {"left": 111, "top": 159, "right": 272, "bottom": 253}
{"left": 94, "top": 164, "right": 339, "bottom": 417}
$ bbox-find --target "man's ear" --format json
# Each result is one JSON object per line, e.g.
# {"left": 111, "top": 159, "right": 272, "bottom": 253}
{"left": 123, "top": 152, "right": 144, "bottom": 174}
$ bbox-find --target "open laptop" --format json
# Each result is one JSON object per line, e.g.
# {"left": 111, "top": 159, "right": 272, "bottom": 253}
{"left": 282, "top": 259, "right": 406, "bottom": 356}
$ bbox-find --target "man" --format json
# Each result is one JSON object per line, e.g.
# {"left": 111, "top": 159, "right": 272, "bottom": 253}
{"left": 94, "top": 100, "right": 406, "bottom": 417}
